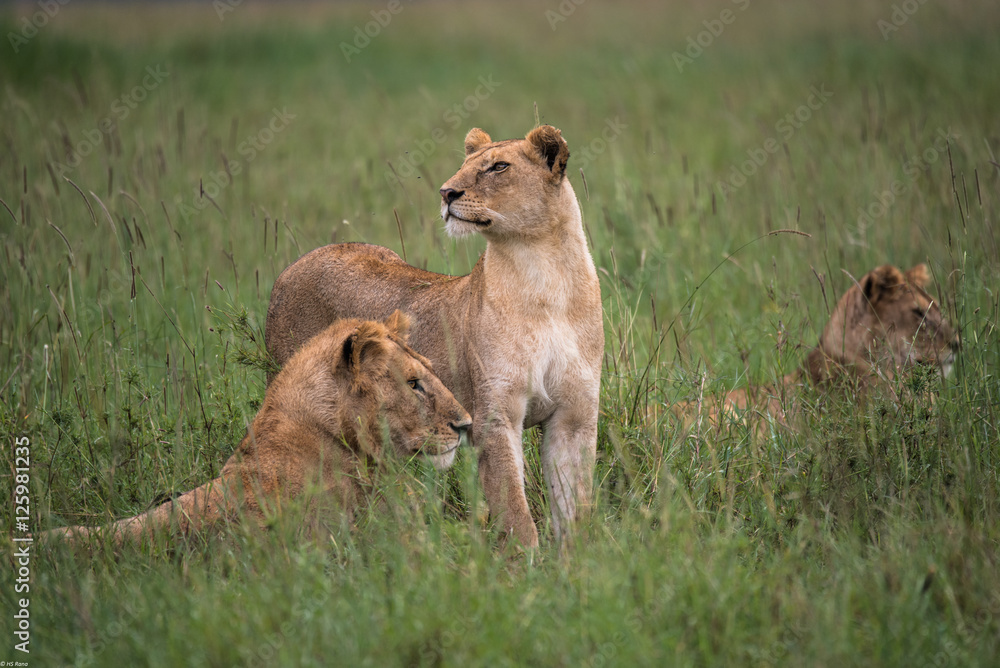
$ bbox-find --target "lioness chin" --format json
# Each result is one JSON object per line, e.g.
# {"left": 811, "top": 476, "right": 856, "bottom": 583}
{"left": 45, "top": 312, "right": 471, "bottom": 546}
{"left": 676, "top": 263, "right": 960, "bottom": 431}
{"left": 266, "top": 125, "right": 604, "bottom": 549}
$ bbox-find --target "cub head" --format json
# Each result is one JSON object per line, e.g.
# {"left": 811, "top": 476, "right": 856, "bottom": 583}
{"left": 439, "top": 125, "right": 575, "bottom": 240}
{"left": 809, "top": 264, "right": 960, "bottom": 384}
{"left": 336, "top": 311, "right": 472, "bottom": 470}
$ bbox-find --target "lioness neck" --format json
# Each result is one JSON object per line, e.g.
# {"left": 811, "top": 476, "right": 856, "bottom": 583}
{"left": 482, "top": 181, "right": 597, "bottom": 310}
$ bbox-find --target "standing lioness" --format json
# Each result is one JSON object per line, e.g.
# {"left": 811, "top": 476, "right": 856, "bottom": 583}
{"left": 266, "top": 126, "right": 604, "bottom": 548}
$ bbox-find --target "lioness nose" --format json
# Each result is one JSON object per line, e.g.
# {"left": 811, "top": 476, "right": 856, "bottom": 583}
{"left": 950, "top": 333, "right": 961, "bottom": 352}
{"left": 449, "top": 415, "right": 472, "bottom": 436}
{"left": 440, "top": 188, "right": 464, "bottom": 204}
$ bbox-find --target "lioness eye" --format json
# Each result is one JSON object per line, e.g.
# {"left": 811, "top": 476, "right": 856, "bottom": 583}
{"left": 407, "top": 379, "right": 425, "bottom": 393}
{"left": 489, "top": 162, "right": 509, "bottom": 173}
{"left": 912, "top": 307, "right": 925, "bottom": 317}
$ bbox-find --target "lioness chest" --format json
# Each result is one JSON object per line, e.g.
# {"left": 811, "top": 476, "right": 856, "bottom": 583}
{"left": 529, "top": 317, "right": 593, "bottom": 425}
{"left": 475, "top": 302, "right": 599, "bottom": 427}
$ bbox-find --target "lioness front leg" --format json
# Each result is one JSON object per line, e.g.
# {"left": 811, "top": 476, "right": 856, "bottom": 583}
{"left": 474, "top": 409, "right": 539, "bottom": 550}
{"left": 541, "top": 403, "right": 598, "bottom": 543}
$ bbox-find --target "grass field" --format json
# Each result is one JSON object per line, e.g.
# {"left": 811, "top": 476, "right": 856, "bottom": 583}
{"left": 2, "top": 0, "right": 1000, "bottom": 665}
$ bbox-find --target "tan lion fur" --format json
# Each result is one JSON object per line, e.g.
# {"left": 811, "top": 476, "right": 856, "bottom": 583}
{"left": 675, "top": 263, "right": 960, "bottom": 431}
{"left": 45, "top": 312, "right": 471, "bottom": 546}
{"left": 265, "top": 126, "right": 604, "bottom": 548}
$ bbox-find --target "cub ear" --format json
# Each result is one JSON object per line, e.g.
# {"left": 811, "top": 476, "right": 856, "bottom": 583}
{"left": 904, "top": 263, "right": 930, "bottom": 288}
{"left": 464, "top": 128, "right": 492, "bottom": 155}
{"left": 341, "top": 322, "right": 389, "bottom": 392}
{"left": 861, "top": 265, "right": 905, "bottom": 304}
{"left": 526, "top": 125, "right": 570, "bottom": 178}
{"left": 383, "top": 309, "right": 411, "bottom": 342}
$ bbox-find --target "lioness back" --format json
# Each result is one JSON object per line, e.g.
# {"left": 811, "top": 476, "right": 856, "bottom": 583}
{"left": 266, "top": 243, "right": 475, "bottom": 403}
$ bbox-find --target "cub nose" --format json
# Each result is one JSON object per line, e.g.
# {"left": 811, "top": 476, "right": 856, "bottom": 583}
{"left": 950, "top": 332, "right": 961, "bottom": 353}
{"left": 440, "top": 188, "right": 464, "bottom": 204}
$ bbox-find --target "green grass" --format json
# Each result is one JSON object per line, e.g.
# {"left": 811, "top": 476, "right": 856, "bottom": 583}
{"left": 2, "top": 0, "right": 1000, "bottom": 665}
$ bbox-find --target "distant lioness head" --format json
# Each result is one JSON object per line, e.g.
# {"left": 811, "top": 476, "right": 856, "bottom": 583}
{"left": 669, "top": 264, "right": 960, "bottom": 435}
{"left": 807, "top": 264, "right": 960, "bottom": 385}
{"left": 440, "top": 125, "right": 572, "bottom": 240}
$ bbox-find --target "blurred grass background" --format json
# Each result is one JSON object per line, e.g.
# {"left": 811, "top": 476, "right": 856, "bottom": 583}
{"left": 1, "top": 0, "right": 999, "bottom": 665}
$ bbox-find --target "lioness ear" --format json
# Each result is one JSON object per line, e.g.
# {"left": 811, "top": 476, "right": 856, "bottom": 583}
{"left": 464, "top": 128, "right": 492, "bottom": 155}
{"left": 905, "top": 263, "right": 930, "bottom": 288}
{"left": 862, "top": 265, "right": 905, "bottom": 304}
{"left": 341, "top": 323, "right": 389, "bottom": 392}
{"left": 383, "top": 310, "right": 410, "bottom": 342}
{"left": 526, "top": 125, "right": 570, "bottom": 178}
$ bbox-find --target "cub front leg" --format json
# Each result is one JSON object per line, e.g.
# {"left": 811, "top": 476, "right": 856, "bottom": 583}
{"left": 474, "top": 405, "right": 539, "bottom": 550}
{"left": 541, "top": 398, "right": 599, "bottom": 544}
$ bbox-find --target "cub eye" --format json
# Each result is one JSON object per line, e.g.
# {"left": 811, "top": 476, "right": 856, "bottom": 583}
{"left": 488, "top": 162, "right": 509, "bottom": 174}
{"left": 407, "top": 378, "right": 425, "bottom": 393}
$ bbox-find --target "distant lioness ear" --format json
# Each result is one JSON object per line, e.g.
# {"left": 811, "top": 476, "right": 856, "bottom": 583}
{"left": 464, "top": 128, "right": 492, "bottom": 155}
{"left": 862, "top": 265, "right": 905, "bottom": 305}
{"left": 904, "top": 263, "right": 930, "bottom": 288}
{"left": 342, "top": 323, "right": 389, "bottom": 392}
{"left": 383, "top": 310, "right": 410, "bottom": 342}
{"left": 526, "top": 125, "right": 569, "bottom": 178}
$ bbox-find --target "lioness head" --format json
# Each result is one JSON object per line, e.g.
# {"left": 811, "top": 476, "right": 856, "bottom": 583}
{"left": 314, "top": 311, "right": 471, "bottom": 469}
{"left": 440, "top": 125, "right": 573, "bottom": 240}
{"left": 808, "top": 264, "right": 960, "bottom": 385}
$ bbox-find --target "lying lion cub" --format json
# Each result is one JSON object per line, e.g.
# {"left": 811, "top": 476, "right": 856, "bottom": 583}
{"left": 678, "top": 263, "right": 960, "bottom": 430}
{"left": 45, "top": 312, "right": 471, "bottom": 546}
{"left": 266, "top": 126, "right": 604, "bottom": 549}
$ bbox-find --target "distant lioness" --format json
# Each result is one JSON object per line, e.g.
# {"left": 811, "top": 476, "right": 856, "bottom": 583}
{"left": 46, "top": 312, "right": 471, "bottom": 546}
{"left": 679, "top": 264, "right": 960, "bottom": 429}
{"left": 266, "top": 126, "right": 604, "bottom": 549}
